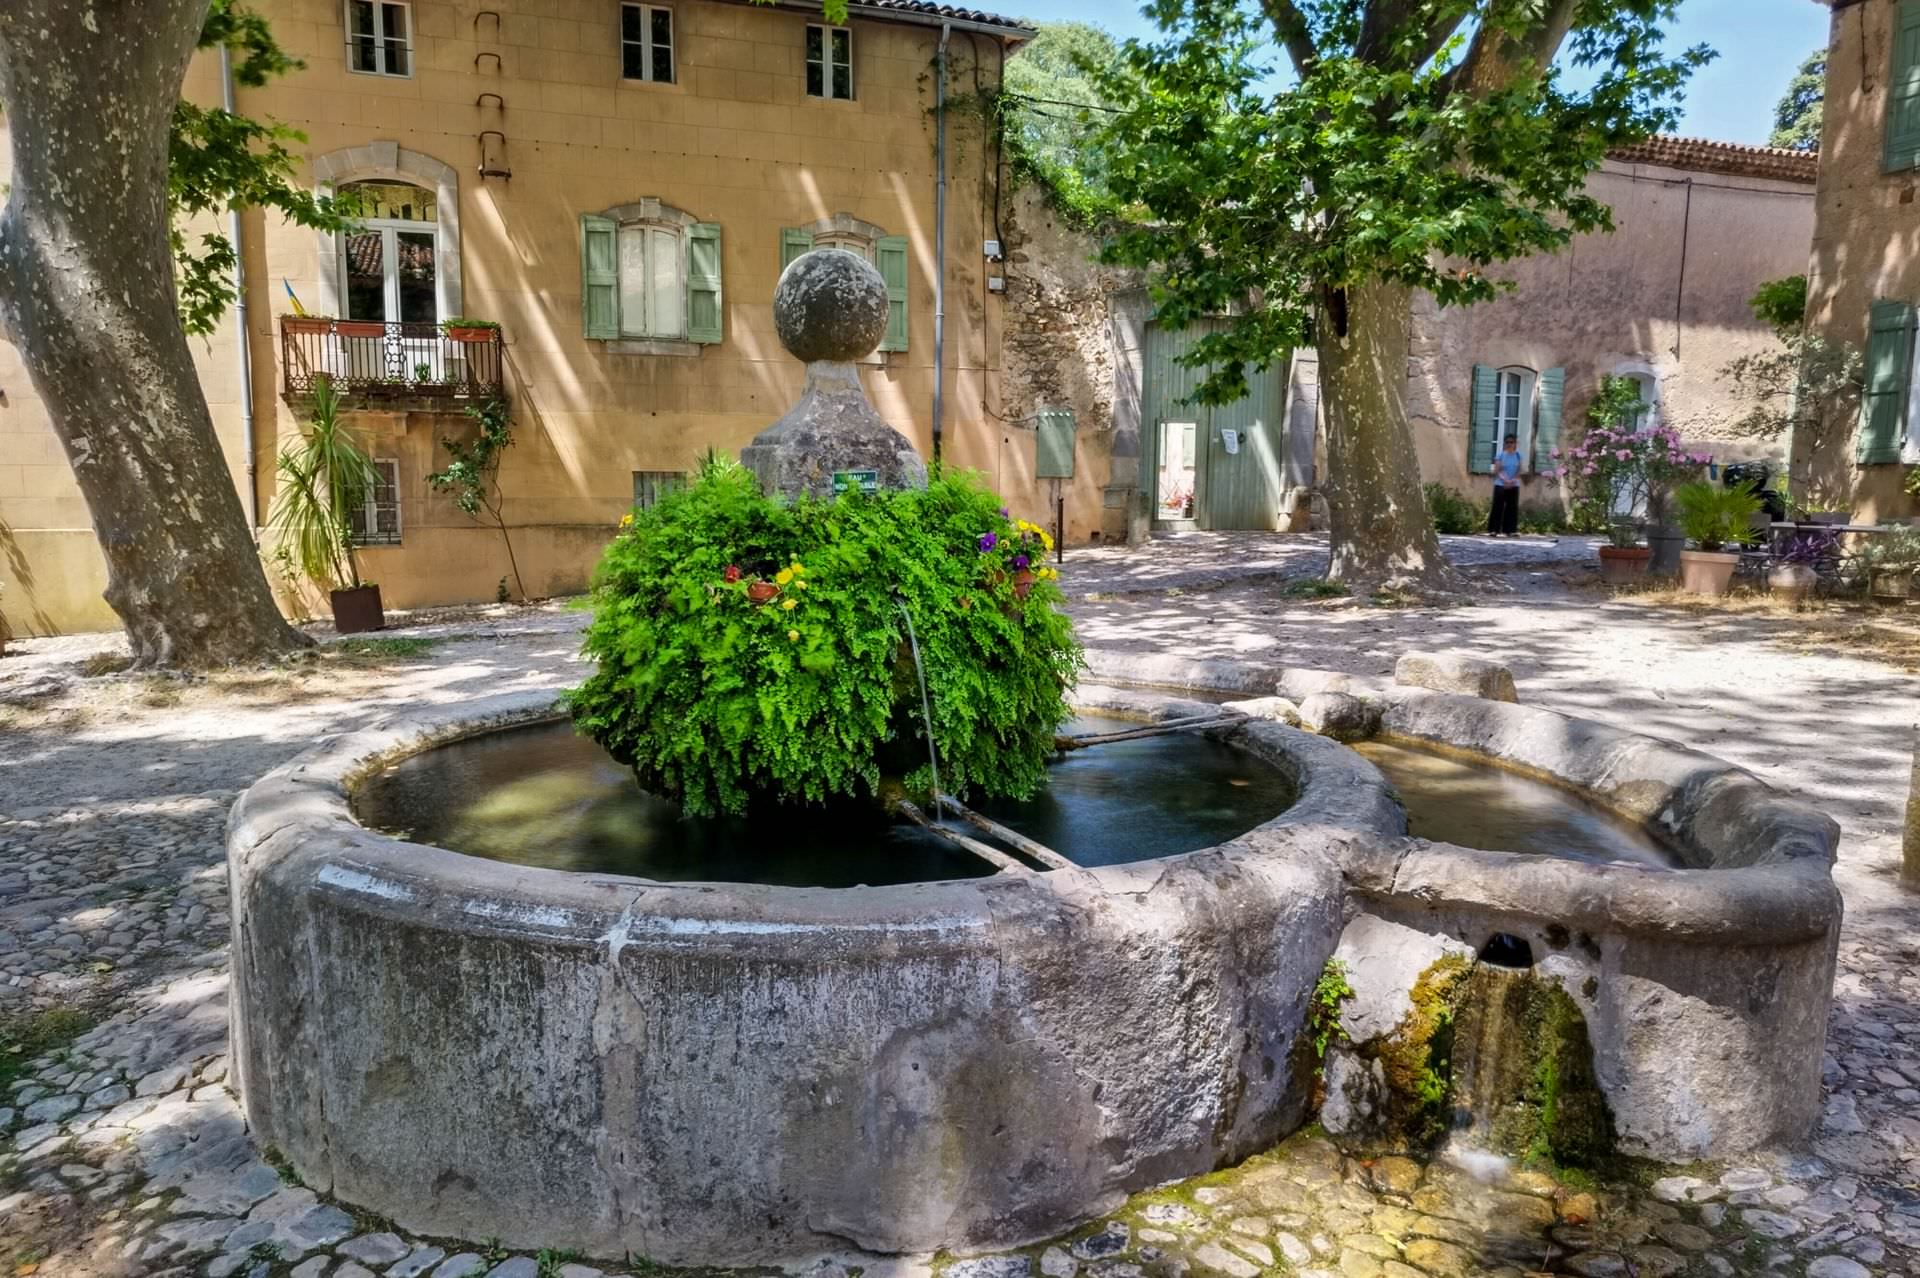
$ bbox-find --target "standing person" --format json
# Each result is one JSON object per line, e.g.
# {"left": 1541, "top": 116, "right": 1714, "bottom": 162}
{"left": 1487, "top": 433, "right": 1523, "bottom": 537}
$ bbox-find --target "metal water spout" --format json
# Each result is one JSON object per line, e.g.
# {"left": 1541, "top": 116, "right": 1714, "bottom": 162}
{"left": 895, "top": 600, "right": 941, "bottom": 809}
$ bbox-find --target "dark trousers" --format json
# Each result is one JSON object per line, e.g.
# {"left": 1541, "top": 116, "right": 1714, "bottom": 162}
{"left": 1488, "top": 484, "right": 1519, "bottom": 535}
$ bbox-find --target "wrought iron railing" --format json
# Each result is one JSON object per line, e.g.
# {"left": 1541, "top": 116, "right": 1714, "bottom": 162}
{"left": 279, "top": 319, "right": 504, "bottom": 400}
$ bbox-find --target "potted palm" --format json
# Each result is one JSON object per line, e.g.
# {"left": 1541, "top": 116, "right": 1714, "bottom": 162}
{"left": 1674, "top": 481, "right": 1761, "bottom": 596}
{"left": 1863, "top": 528, "right": 1920, "bottom": 601}
{"left": 268, "top": 375, "right": 386, "bottom": 633}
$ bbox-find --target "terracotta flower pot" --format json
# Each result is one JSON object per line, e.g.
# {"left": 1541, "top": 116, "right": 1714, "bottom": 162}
{"left": 336, "top": 320, "right": 386, "bottom": 339}
{"left": 746, "top": 580, "right": 780, "bottom": 605}
{"left": 1768, "top": 563, "right": 1818, "bottom": 604}
{"left": 444, "top": 326, "right": 497, "bottom": 343}
{"left": 1012, "top": 568, "right": 1036, "bottom": 601}
{"left": 284, "top": 316, "right": 332, "bottom": 336}
{"left": 330, "top": 584, "right": 385, "bottom": 634}
{"left": 1597, "top": 545, "right": 1651, "bottom": 586}
{"left": 1677, "top": 549, "right": 1740, "bottom": 596}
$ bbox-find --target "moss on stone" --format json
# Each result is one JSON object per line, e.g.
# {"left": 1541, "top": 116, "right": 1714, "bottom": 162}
{"left": 1365, "top": 952, "right": 1471, "bottom": 1147}
{"left": 1457, "top": 969, "right": 1616, "bottom": 1169}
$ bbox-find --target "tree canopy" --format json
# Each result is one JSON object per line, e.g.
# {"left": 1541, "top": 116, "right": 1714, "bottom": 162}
{"left": 1002, "top": 22, "right": 1128, "bottom": 217}
{"left": 1091, "top": 0, "right": 1712, "bottom": 406}
{"left": 171, "top": 0, "right": 356, "bottom": 335}
{"left": 1769, "top": 49, "right": 1825, "bottom": 152}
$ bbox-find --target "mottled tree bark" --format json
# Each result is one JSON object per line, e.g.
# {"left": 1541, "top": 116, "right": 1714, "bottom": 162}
{"left": 1317, "top": 280, "right": 1455, "bottom": 589}
{"left": 0, "top": 0, "right": 309, "bottom": 666}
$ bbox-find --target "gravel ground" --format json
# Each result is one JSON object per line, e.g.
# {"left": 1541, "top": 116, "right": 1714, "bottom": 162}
{"left": 0, "top": 535, "right": 1916, "bottom": 1278}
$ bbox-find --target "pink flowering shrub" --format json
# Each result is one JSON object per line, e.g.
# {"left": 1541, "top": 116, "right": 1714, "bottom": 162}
{"left": 1543, "top": 377, "right": 1710, "bottom": 544}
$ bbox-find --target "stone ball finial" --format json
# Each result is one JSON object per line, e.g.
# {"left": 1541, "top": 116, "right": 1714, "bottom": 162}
{"left": 774, "top": 248, "right": 890, "bottom": 363}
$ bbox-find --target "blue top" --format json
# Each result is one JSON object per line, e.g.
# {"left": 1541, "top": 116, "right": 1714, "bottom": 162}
{"left": 1494, "top": 449, "right": 1523, "bottom": 488}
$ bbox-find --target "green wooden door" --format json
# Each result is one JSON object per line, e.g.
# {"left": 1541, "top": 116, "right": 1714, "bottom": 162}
{"left": 1144, "top": 319, "right": 1289, "bottom": 530}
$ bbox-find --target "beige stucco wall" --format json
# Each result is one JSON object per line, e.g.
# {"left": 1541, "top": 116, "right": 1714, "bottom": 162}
{"left": 0, "top": 0, "right": 1038, "bottom": 637}
{"left": 1408, "top": 158, "right": 1816, "bottom": 509}
{"left": 1804, "top": 0, "right": 1920, "bottom": 522}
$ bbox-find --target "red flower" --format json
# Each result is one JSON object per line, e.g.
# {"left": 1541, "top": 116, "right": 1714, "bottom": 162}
{"left": 723, "top": 565, "right": 742, "bottom": 583}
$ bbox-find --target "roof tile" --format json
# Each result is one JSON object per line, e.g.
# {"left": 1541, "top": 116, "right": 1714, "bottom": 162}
{"left": 1606, "top": 134, "right": 1818, "bottom": 184}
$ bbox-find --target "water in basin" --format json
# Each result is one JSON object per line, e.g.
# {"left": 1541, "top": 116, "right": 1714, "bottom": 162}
{"left": 354, "top": 715, "right": 1296, "bottom": 887}
{"left": 1352, "top": 739, "right": 1675, "bottom": 868}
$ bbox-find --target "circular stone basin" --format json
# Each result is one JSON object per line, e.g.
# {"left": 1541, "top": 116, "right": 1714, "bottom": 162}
{"left": 227, "top": 688, "right": 1380, "bottom": 1265}
{"left": 351, "top": 714, "right": 1298, "bottom": 886}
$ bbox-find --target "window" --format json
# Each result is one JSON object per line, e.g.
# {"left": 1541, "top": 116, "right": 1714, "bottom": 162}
{"left": 581, "top": 203, "right": 722, "bottom": 345}
{"left": 1467, "top": 363, "right": 1562, "bottom": 474}
{"left": 1619, "top": 371, "right": 1658, "bottom": 430}
{"left": 807, "top": 24, "right": 853, "bottom": 100}
{"left": 621, "top": 4, "right": 674, "bottom": 83}
{"left": 339, "top": 180, "right": 438, "bottom": 325}
{"left": 349, "top": 460, "right": 402, "bottom": 545}
{"left": 1887, "top": 0, "right": 1920, "bottom": 172}
{"left": 347, "top": 1, "right": 411, "bottom": 77}
{"left": 780, "top": 222, "right": 908, "bottom": 352}
{"left": 1860, "top": 299, "right": 1917, "bottom": 465}
{"left": 633, "top": 470, "right": 687, "bottom": 508}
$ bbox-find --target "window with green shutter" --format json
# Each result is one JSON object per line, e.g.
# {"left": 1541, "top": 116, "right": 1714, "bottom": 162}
{"left": 581, "top": 202, "right": 719, "bottom": 348}
{"left": 876, "top": 235, "right": 908, "bottom": 353}
{"left": 780, "top": 228, "right": 814, "bottom": 272}
{"left": 581, "top": 215, "right": 619, "bottom": 339}
{"left": 687, "top": 222, "right": 723, "bottom": 345}
{"left": 1888, "top": 0, "right": 1920, "bottom": 172}
{"left": 1532, "top": 367, "right": 1565, "bottom": 471}
{"left": 1467, "top": 364, "right": 1500, "bottom": 474}
{"left": 1859, "top": 299, "right": 1916, "bottom": 465}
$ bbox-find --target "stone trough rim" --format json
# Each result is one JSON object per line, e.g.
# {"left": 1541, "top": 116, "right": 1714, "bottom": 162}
{"left": 226, "top": 685, "right": 1401, "bottom": 940}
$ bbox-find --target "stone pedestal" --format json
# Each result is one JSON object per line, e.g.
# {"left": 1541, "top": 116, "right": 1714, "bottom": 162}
{"left": 740, "top": 248, "right": 926, "bottom": 501}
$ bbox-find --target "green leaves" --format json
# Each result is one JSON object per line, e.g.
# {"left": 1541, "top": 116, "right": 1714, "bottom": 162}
{"left": 569, "top": 472, "right": 1084, "bottom": 819}
{"left": 1089, "top": 0, "right": 1713, "bottom": 404}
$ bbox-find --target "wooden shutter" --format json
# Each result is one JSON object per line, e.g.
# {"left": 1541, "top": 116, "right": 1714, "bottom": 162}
{"left": 876, "top": 235, "right": 908, "bottom": 353}
{"left": 687, "top": 222, "right": 723, "bottom": 345}
{"left": 1889, "top": 0, "right": 1920, "bottom": 172}
{"left": 1467, "top": 364, "right": 1499, "bottom": 474}
{"left": 1532, "top": 367, "right": 1565, "bottom": 471}
{"left": 1859, "top": 299, "right": 1916, "bottom": 465}
{"left": 780, "top": 228, "right": 814, "bottom": 272}
{"left": 580, "top": 214, "right": 619, "bottom": 339}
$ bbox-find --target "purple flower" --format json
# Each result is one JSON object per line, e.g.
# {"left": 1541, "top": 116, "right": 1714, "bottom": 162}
{"left": 978, "top": 532, "right": 997, "bottom": 552}
{"left": 1013, "top": 553, "right": 1030, "bottom": 569}
{"left": 999, "top": 507, "right": 1010, "bottom": 518}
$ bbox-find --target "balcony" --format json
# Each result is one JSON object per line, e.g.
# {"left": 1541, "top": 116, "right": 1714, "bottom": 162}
{"left": 279, "top": 318, "right": 504, "bottom": 405}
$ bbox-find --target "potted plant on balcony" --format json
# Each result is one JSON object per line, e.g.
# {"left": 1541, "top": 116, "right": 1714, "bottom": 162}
{"left": 267, "top": 375, "right": 386, "bottom": 634}
{"left": 283, "top": 314, "right": 333, "bottom": 337}
{"left": 1674, "top": 480, "right": 1761, "bottom": 596}
{"left": 441, "top": 317, "right": 501, "bottom": 343}
{"left": 336, "top": 318, "right": 385, "bottom": 339}
{"left": 1863, "top": 528, "right": 1920, "bottom": 602}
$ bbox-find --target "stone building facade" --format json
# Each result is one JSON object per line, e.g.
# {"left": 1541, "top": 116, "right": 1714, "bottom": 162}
{"left": 0, "top": 0, "right": 1055, "bottom": 637}
{"left": 1801, "top": 0, "right": 1920, "bottom": 522}
{"left": 1404, "top": 138, "right": 1819, "bottom": 513}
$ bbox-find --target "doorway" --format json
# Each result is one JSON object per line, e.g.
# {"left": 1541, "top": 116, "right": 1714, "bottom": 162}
{"left": 1144, "top": 319, "right": 1290, "bottom": 531}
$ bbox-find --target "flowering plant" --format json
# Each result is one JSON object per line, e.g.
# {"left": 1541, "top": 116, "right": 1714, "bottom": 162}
{"left": 1545, "top": 379, "right": 1710, "bottom": 546}
{"left": 976, "top": 514, "right": 1059, "bottom": 585}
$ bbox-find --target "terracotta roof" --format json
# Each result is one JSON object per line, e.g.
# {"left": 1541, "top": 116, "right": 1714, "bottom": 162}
{"left": 1606, "top": 135, "right": 1819, "bottom": 184}
{"left": 850, "top": 1, "right": 1031, "bottom": 30}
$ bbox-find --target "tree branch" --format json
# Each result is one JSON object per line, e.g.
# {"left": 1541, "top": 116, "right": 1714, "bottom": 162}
{"left": 1260, "top": 0, "right": 1319, "bottom": 76}
{"left": 1445, "top": 0, "right": 1579, "bottom": 102}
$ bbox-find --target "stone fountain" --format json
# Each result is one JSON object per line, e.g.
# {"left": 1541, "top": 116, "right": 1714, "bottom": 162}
{"left": 740, "top": 248, "right": 926, "bottom": 499}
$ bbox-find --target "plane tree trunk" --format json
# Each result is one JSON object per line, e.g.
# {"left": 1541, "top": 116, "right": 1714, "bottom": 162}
{"left": 0, "top": 0, "right": 310, "bottom": 667}
{"left": 1317, "top": 279, "right": 1456, "bottom": 589}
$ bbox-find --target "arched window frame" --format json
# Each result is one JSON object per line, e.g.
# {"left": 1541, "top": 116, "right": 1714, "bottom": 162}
{"left": 312, "top": 142, "right": 461, "bottom": 322}
{"left": 580, "top": 198, "right": 722, "bottom": 353}
{"left": 1611, "top": 361, "right": 1663, "bottom": 432}
{"left": 779, "top": 213, "right": 908, "bottom": 355}
{"left": 1493, "top": 364, "right": 1539, "bottom": 460}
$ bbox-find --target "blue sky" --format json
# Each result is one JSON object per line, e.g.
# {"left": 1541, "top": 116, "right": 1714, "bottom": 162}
{"left": 1005, "top": 0, "right": 1829, "bottom": 146}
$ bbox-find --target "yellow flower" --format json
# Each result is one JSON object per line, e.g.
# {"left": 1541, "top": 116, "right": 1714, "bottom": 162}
{"left": 781, "top": 597, "right": 797, "bottom": 611}
{"left": 796, "top": 580, "right": 809, "bottom": 590}
{"left": 787, "top": 628, "right": 799, "bottom": 642}
{"left": 790, "top": 561, "right": 806, "bottom": 575}
{"left": 775, "top": 567, "right": 794, "bottom": 585}
{"left": 619, "top": 513, "right": 634, "bottom": 528}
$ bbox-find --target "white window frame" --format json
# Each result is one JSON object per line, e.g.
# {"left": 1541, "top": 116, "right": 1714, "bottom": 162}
{"left": 617, "top": 220, "right": 689, "bottom": 341}
{"left": 814, "top": 231, "right": 874, "bottom": 262}
{"left": 1904, "top": 334, "right": 1920, "bottom": 461}
{"left": 350, "top": 459, "right": 403, "bottom": 546}
{"left": 1493, "top": 366, "right": 1537, "bottom": 464}
{"left": 807, "top": 23, "right": 854, "bottom": 101}
{"left": 345, "top": 0, "right": 412, "bottom": 78}
{"left": 620, "top": 4, "right": 675, "bottom": 84}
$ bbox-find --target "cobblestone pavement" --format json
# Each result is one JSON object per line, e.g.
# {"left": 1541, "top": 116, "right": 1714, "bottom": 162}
{"left": 1, "top": 537, "right": 1916, "bottom": 1278}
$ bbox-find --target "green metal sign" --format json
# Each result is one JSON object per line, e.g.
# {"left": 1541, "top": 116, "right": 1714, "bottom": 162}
{"left": 832, "top": 469, "right": 880, "bottom": 497}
